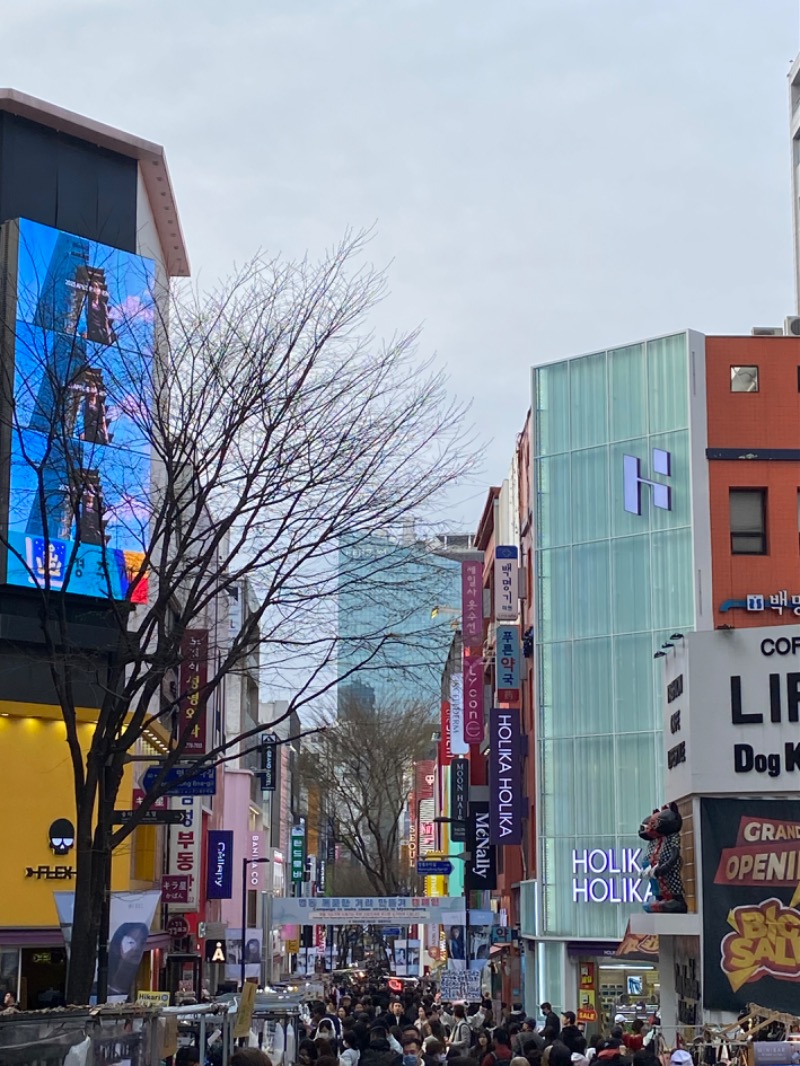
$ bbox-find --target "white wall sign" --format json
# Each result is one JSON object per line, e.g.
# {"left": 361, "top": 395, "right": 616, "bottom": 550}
{"left": 449, "top": 674, "right": 469, "bottom": 756}
{"left": 663, "top": 625, "right": 800, "bottom": 801}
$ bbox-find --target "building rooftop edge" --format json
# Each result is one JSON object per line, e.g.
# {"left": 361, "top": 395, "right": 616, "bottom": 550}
{"left": 0, "top": 88, "right": 190, "bottom": 278}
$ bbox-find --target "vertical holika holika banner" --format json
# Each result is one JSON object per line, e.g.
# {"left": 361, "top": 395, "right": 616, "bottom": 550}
{"left": 54, "top": 890, "right": 161, "bottom": 1002}
{"left": 488, "top": 708, "right": 522, "bottom": 845}
{"left": 701, "top": 797, "right": 800, "bottom": 1012}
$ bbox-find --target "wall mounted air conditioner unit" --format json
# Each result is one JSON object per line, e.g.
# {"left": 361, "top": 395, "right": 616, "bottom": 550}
{"left": 751, "top": 326, "right": 782, "bottom": 336}
{"left": 785, "top": 316, "right": 800, "bottom": 336}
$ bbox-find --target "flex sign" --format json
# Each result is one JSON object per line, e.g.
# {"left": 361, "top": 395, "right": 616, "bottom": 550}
{"left": 572, "top": 846, "right": 652, "bottom": 905}
{"left": 663, "top": 626, "right": 800, "bottom": 802}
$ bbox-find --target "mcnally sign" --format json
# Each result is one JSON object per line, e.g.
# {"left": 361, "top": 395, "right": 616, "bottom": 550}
{"left": 663, "top": 626, "right": 800, "bottom": 802}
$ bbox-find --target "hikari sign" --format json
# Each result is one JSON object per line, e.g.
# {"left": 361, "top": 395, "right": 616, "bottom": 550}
{"left": 494, "top": 546, "right": 518, "bottom": 621}
{"left": 495, "top": 624, "right": 520, "bottom": 704}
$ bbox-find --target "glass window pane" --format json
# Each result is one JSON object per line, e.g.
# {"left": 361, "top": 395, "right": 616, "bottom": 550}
{"left": 537, "top": 547, "right": 572, "bottom": 642}
{"left": 611, "top": 536, "right": 651, "bottom": 634}
{"left": 730, "top": 366, "right": 759, "bottom": 392}
{"left": 536, "top": 455, "right": 571, "bottom": 548}
{"left": 574, "top": 735, "right": 615, "bottom": 835}
{"left": 730, "top": 489, "right": 764, "bottom": 529}
{"left": 608, "top": 343, "right": 647, "bottom": 441}
{"left": 535, "top": 362, "right": 570, "bottom": 456}
{"left": 614, "top": 633, "right": 658, "bottom": 731}
{"left": 651, "top": 527, "right": 694, "bottom": 631}
{"left": 570, "top": 353, "right": 608, "bottom": 450}
{"left": 572, "top": 638, "right": 612, "bottom": 734}
{"left": 572, "top": 543, "right": 611, "bottom": 639}
{"left": 571, "top": 447, "right": 610, "bottom": 543}
{"left": 538, "top": 641, "right": 574, "bottom": 739}
{"left": 647, "top": 334, "right": 689, "bottom": 433}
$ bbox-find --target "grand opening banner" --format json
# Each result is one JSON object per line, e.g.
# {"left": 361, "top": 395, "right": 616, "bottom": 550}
{"left": 2, "top": 218, "right": 155, "bottom": 599}
{"left": 701, "top": 797, "right": 800, "bottom": 1012}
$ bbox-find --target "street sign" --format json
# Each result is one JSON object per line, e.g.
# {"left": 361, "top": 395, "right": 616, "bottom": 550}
{"left": 416, "top": 859, "right": 453, "bottom": 876}
{"left": 142, "top": 765, "right": 216, "bottom": 796}
{"left": 112, "top": 809, "right": 186, "bottom": 826}
{"left": 166, "top": 915, "right": 189, "bottom": 938}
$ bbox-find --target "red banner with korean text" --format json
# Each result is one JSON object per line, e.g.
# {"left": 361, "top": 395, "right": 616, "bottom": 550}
{"left": 179, "top": 629, "right": 209, "bottom": 755}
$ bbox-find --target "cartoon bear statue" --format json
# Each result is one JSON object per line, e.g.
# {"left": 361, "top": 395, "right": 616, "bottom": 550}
{"left": 638, "top": 801, "right": 688, "bottom": 914}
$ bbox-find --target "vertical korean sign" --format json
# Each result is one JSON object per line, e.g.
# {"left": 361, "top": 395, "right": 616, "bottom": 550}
{"left": 489, "top": 708, "right": 522, "bottom": 845}
{"left": 463, "top": 651, "right": 484, "bottom": 745}
{"left": 179, "top": 629, "right": 208, "bottom": 755}
{"left": 449, "top": 673, "right": 469, "bottom": 755}
{"left": 167, "top": 796, "right": 202, "bottom": 912}
{"left": 290, "top": 826, "right": 306, "bottom": 883}
{"left": 495, "top": 624, "right": 520, "bottom": 705}
{"left": 461, "top": 560, "right": 483, "bottom": 646}
{"left": 439, "top": 700, "right": 453, "bottom": 768}
{"left": 494, "top": 546, "right": 518, "bottom": 621}
{"left": 450, "top": 758, "right": 468, "bottom": 842}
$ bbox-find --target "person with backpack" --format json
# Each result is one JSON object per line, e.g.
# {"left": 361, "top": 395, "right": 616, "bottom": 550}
{"left": 446, "top": 1005, "right": 473, "bottom": 1057}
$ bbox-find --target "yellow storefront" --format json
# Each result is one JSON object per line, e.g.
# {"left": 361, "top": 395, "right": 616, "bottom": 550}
{"left": 0, "top": 704, "right": 148, "bottom": 1007}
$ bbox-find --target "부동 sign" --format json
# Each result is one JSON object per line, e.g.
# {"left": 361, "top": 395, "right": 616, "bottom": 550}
{"left": 272, "top": 896, "right": 466, "bottom": 926}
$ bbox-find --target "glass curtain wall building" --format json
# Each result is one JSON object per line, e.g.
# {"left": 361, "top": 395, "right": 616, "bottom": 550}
{"left": 337, "top": 533, "right": 462, "bottom": 712}
{"left": 530, "top": 332, "right": 709, "bottom": 1006}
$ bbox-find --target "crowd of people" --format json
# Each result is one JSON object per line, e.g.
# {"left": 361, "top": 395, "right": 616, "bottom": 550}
{"left": 292, "top": 982, "right": 678, "bottom": 1066}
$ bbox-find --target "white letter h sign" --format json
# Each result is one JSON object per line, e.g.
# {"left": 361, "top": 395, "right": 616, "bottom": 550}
{"left": 623, "top": 449, "right": 671, "bottom": 515}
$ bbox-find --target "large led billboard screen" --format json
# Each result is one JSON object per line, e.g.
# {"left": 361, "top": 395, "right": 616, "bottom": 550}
{"left": 3, "top": 218, "right": 155, "bottom": 599}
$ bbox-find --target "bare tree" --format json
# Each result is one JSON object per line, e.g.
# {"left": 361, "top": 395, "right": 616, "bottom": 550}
{"left": 0, "top": 225, "right": 475, "bottom": 1003}
{"left": 301, "top": 694, "right": 434, "bottom": 895}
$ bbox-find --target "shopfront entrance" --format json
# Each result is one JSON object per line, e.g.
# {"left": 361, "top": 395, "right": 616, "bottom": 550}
{"left": 19, "top": 947, "right": 67, "bottom": 1009}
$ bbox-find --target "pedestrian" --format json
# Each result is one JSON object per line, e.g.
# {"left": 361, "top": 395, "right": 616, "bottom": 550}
{"left": 483, "top": 1030, "right": 513, "bottom": 1066}
{"left": 559, "top": 1015, "right": 583, "bottom": 1056}
{"left": 361, "top": 1025, "right": 403, "bottom": 1066}
{"left": 446, "top": 1005, "right": 473, "bottom": 1057}
{"left": 424, "top": 1039, "right": 449, "bottom": 1066}
{"left": 539, "top": 1006, "right": 560, "bottom": 1044}
{"left": 341, "top": 1031, "right": 361, "bottom": 1066}
{"left": 175, "top": 1048, "right": 202, "bottom": 1066}
{"left": 471, "top": 1032, "right": 493, "bottom": 1063}
{"left": 623, "top": 1021, "right": 645, "bottom": 1053}
{"left": 231, "top": 1051, "right": 274, "bottom": 1066}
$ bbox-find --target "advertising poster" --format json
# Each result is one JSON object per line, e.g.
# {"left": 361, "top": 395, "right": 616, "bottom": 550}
{"left": 701, "top": 797, "right": 800, "bottom": 1012}
{"left": 55, "top": 890, "right": 160, "bottom": 1002}
{"left": 4, "top": 218, "right": 155, "bottom": 599}
{"left": 224, "top": 927, "right": 263, "bottom": 982}
{"left": 394, "top": 938, "right": 408, "bottom": 976}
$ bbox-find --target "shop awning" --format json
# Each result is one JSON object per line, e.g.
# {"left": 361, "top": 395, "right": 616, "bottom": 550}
{"left": 0, "top": 927, "right": 64, "bottom": 947}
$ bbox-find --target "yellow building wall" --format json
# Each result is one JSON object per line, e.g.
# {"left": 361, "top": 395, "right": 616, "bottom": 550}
{"left": 0, "top": 710, "right": 136, "bottom": 926}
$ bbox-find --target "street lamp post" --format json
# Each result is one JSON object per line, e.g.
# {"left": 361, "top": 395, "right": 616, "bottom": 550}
{"left": 241, "top": 856, "right": 270, "bottom": 991}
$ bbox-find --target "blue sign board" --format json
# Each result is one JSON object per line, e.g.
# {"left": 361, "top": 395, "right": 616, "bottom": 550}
{"left": 207, "top": 829, "right": 234, "bottom": 899}
{"left": 416, "top": 859, "right": 453, "bottom": 876}
{"left": 142, "top": 765, "right": 216, "bottom": 796}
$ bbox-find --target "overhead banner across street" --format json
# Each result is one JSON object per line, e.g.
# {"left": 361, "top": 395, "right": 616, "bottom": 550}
{"left": 272, "top": 896, "right": 467, "bottom": 925}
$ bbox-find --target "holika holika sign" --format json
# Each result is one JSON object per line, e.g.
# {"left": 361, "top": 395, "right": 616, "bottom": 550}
{"left": 701, "top": 797, "right": 800, "bottom": 1013}
{"left": 488, "top": 708, "right": 521, "bottom": 844}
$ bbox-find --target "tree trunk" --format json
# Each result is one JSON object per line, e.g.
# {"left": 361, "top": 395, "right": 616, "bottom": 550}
{"left": 65, "top": 801, "right": 104, "bottom": 1004}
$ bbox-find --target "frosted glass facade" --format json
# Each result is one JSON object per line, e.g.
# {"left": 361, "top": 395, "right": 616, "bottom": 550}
{"left": 533, "top": 334, "right": 695, "bottom": 939}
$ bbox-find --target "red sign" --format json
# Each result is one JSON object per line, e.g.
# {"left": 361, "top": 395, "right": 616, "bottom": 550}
{"left": 463, "top": 652, "right": 484, "bottom": 745}
{"left": 133, "top": 787, "right": 168, "bottom": 811}
{"left": 439, "top": 701, "right": 453, "bottom": 767}
{"left": 415, "top": 760, "right": 435, "bottom": 802}
{"left": 166, "top": 914, "right": 189, "bottom": 938}
{"left": 178, "top": 630, "right": 209, "bottom": 755}
{"left": 162, "top": 874, "right": 190, "bottom": 904}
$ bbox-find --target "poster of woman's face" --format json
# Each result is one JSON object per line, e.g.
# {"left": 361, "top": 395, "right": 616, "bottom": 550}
{"left": 108, "top": 922, "right": 150, "bottom": 998}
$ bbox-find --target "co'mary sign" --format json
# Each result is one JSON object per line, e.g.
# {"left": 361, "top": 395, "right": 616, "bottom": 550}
{"left": 663, "top": 626, "right": 800, "bottom": 802}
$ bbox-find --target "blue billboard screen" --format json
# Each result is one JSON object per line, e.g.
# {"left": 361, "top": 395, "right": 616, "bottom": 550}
{"left": 4, "top": 219, "right": 155, "bottom": 599}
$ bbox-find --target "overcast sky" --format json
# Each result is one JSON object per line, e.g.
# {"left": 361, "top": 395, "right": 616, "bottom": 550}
{"left": 3, "top": 0, "right": 798, "bottom": 524}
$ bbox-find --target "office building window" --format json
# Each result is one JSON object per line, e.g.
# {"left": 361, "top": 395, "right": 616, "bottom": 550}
{"left": 730, "top": 366, "right": 759, "bottom": 392}
{"left": 730, "top": 489, "right": 767, "bottom": 554}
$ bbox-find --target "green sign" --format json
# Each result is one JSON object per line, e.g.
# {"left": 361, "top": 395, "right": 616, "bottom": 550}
{"left": 290, "top": 826, "right": 305, "bottom": 883}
